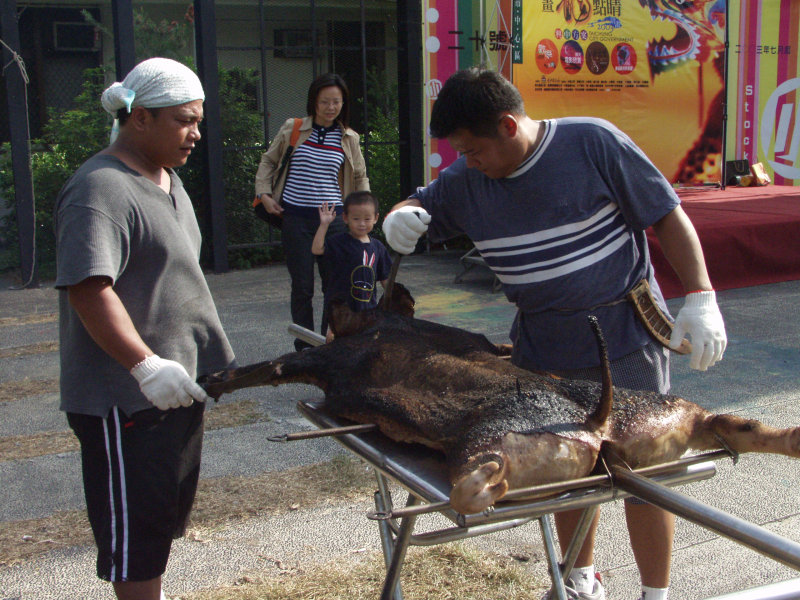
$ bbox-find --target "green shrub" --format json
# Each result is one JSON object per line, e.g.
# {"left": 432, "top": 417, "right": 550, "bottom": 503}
{"left": 364, "top": 66, "right": 401, "bottom": 241}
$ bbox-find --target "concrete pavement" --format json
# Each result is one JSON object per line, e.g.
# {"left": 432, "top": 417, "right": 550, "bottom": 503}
{"left": 1, "top": 250, "right": 799, "bottom": 599}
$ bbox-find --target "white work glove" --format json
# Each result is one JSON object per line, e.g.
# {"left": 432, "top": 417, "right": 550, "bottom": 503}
{"left": 383, "top": 205, "right": 432, "bottom": 255}
{"left": 130, "top": 355, "right": 210, "bottom": 410}
{"left": 669, "top": 291, "right": 727, "bottom": 371}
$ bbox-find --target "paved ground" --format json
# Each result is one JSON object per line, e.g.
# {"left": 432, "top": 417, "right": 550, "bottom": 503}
{"left": 1, "top": 250, "right": 800, "bottom": 599}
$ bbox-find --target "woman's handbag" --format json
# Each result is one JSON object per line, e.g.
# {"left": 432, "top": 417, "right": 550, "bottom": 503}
{"left": 253, "top": 117, "right": 303, "bottom": 230}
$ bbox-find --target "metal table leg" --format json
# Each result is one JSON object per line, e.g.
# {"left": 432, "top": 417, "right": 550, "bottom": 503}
{"left": 540, "top": 513, "right": 570, "bottom": 600}
{"left": 374, "top": 472, "right": 404, "bottom": 600}
{"left": 380, "top": 494, "right": 420, "bottom": 600}
{"left": 560, "top": 505, "right": 600, "bottom": 581}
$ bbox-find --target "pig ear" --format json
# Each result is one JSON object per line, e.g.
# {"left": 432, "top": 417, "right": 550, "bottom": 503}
{"left": 379, "top": 282, "right": 415, "bottom": 318}
{"left": 328, "top": 298, "right": 376, "bottom": 338}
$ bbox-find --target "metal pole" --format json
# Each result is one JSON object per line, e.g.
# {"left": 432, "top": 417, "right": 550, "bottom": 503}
{"left": 380, "top": 495, "right": 419, "bottom": 600}
{"left": 111, "top": 0, "right": 136, "bottom": 80}
{"left": 359, "top": 0, "right": 370, "bottom": 174}
{"left": 539, "top": 514, "right": 569, "bottom": 600}
{"left": 720, "top": 0, "right": 729, "bottom": 189}
{"left": 611, "top": 465, "right": 800, "bottom": 571}
{"left": 560, "top": 506, "right": 599, "bottom": 581}
{"left": 1, "top": 0, "right": 37, "bottom": 289}
{"left": 374, "top": 451, "right": 731, "bottom": 521}
{"left": 397, "top": 0, "right": 425, "bottom": 197}
{"left": 287, "top": 324, "right": 326, "bottom": 346}
{"left": 258, "top": 0, "right": 270, "bottom": 143}
{"left": 704, "top": 577, "right": 800, "bottom": 600}
{"left": 193, "top": 0, "right": 228, "bottom": 273}
{"left": 374, "top": 473, "right": 404, "bottom": 600}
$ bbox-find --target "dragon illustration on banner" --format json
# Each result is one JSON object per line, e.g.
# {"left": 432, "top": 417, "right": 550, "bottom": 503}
{"left": 638, "top": 0, "right": 727, "bottom": 183}
{"left": 553, "top": 0, "right": 727, "bottom": 184}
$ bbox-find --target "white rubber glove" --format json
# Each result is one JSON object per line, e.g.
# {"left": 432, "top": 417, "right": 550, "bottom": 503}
{"left": 669, "top": 290, "right": 727, "bottom": 371}
{"left": 383, "top": 205, "right": 432, "bottom": 255}
{"left": 131, "top": 355, "right": 209, "bottom": 410}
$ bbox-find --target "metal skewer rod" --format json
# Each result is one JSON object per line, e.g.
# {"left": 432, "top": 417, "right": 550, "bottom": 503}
{"left": 611, "top": 464, "right": 800, "bottom": 570}
{"left": 381, "top": 251, "right": 402, "bottom": 309}
{"left": 268, "top": 423, "right": 379, "bottom": 443}
{"left": 367, "top": 450, "right": 733, "bottom": 521}
{"left": 287, "top": 323, "right": 326, "bottom": 347}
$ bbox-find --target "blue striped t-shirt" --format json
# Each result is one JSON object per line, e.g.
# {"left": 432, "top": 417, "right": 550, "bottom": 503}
{"left": 413, "top": 117, "right": 680, "bottom": 370}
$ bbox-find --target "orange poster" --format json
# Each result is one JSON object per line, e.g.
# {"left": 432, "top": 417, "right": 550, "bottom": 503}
{"left": 513, "top": 0, "right": 726, "bottom": 185}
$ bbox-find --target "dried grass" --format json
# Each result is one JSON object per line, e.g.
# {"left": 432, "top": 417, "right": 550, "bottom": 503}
{"left": 204, "top": 400, "right": 265, "bottom": 430}
{"left": 0, "top": 313, "right": 57, "bottom": 326}
{"left": 0, "top": 430, "right": 79, "bottom": 461}
{"left": 190, "top": 455, "right": 374, "bottom": 530}
{"left": 0, "top": 509, "right": 93, "bottom": 567}
{"left": 0, "top": 377, "right": 59, "bottom": 401}
{"left": 0, "top": 456, "right": 374, "bottom": 566}
{"left": 0, "top": 401, "right": 265, "bottom": 463}
{"left": 180, "top": 543, "right": 545, "bottom": 600}
{"left": 0, "top": 341, "right": 59, "bottom": 359}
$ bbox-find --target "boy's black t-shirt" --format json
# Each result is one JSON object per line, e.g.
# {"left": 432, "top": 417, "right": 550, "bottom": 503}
{"left": 322, "top": 232, "right": 392, "bottom": 312}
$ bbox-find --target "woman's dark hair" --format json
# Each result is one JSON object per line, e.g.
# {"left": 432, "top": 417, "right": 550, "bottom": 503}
{"left": 343, "top": 190, "right": 379, "bottom": 214}
{"left": 306, "top": 73, "right": 350, "bottom": 129}
{"left": 429, "top": 67, "right": 525, "bottom": 139}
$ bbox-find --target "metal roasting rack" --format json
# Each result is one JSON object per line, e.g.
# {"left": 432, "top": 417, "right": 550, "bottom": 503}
{"left": 280, "top": 326, "right": 800, "bottom": 599}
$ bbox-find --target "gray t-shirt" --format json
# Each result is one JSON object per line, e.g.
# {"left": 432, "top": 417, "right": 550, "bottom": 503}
{"left": 413, "top": 117, "right": 679, "bottom": 370}
{"left": 55, "top": 154, "right": 235, "bottom": 417}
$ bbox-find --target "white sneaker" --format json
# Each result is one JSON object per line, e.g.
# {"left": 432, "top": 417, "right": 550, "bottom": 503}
{"left": 542, "top": 574, "right": 606, "bottom": 600}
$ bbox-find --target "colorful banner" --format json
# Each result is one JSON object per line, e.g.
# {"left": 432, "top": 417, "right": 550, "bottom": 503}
{"left": 422, "top": 1, "right": 514, "bottom": 183}
{"left": 728, "top": 0, "right": 800, "bottom": 185}
{"left": 512, "top": 0, "right": 727, "bottom": 185}
{"left": 422, "top": 0, "right": 460, "bottom": 184}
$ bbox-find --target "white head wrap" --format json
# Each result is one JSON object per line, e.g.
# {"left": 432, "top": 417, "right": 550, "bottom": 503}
{"left": 100, "top": 57, "right": 205, "bottom": 142}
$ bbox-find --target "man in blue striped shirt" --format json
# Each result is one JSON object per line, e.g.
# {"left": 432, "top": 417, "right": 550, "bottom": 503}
{"left": 383, "top": 67, "right": 726, "bottom": 600}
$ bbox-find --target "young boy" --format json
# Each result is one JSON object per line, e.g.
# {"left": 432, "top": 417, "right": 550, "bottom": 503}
{"left": 312, "top": 191, "right": 393, "bottom": 342}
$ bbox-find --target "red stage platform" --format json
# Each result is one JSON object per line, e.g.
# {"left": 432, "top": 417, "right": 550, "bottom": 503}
{"left": 647, "top": 185, "right": 800, "bottom": 299}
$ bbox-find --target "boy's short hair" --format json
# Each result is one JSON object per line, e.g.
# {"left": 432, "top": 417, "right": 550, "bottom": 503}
{"left": 343, "top": 191, "right": 379, "bottom": 214}
{"left": 429, "top": 67, "right": 525, "bottom": 139}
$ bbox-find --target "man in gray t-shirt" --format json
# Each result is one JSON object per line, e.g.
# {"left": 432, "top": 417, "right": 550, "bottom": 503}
{"left": 383, "top": 68, "right": 727, "bottom": 600}
{"left": 55, "top": 58, "right": 235, "bottom": 600}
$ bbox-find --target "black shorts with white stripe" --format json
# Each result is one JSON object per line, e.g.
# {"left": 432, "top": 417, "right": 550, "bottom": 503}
{"left": 68, "top": 402, "right": 204, "bottom": 582}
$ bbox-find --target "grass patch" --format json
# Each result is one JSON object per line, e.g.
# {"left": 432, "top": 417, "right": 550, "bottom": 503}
{"left": 0, "top": 430, "right": 79, "bottom": 462}
{"left": 0, "top": 401, "right": 266, "bottom": 462}
{"left": 0, "top": 341, "right": 59, "bottom": 359}
{"left": 0, "top": 509, "right": 92, "bottom": 567}
{"left": 181, "top": 543, "right": 545, "bottom": 600}
{"left": 205, "top": 400, "right": 265, "bottom": 430}
{"left": 0, "top": 377, "right": 59, "bottom": 402}
{"left": 0, "top": 456, "right": 374, "bottom": 566}
{"left": 0, "top": 313, "right": 57, "bottom": 326}
{"left": 190, "top": 455, "right": 374, "bottom": 530}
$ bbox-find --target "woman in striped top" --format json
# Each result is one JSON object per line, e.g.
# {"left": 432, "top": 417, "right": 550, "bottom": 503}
{"left": 255, "top": 74, "right": 369, "bottom": 350}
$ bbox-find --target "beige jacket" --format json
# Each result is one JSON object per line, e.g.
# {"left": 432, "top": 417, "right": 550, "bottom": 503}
{"left": 254, "top": 116, "right": 369, "bottom": 201}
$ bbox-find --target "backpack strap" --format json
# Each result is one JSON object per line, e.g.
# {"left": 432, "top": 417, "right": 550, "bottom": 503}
{"left": 289, "top": 117, "right": 302, "bottom": 147}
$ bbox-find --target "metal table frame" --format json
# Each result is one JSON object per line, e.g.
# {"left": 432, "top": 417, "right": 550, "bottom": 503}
{"left": 454, "top": 247, "right": 502, "bottom": 292}
{"left": 296, "top": 401, "right": 727, "bottom": 600}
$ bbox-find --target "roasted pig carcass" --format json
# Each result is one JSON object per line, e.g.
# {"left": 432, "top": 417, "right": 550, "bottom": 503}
{"left": 201, "top": 284, "right": 800, "bottom": 514}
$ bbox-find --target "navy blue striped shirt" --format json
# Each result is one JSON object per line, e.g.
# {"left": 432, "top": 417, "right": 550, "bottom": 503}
{"left": 413, "top": 117, "right": 680, "bottom": 369}
{"left": 282, "top": 123, "right": 345, "bottom": 218}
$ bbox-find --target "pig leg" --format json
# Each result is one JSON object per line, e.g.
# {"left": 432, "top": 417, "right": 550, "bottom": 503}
{"left": 449, "top": 453, "right": 510, "bottom": 515}
{"left": 200, "top": 346, "right": 345, "bottom": 399}
{"left": 695, "top": 413, "right": 800, "bottom": 458}
{"left": 448, "top": 431, "right": 601, "bottom": 514}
